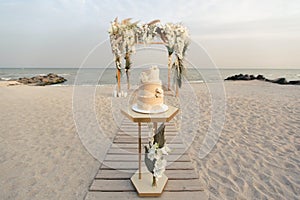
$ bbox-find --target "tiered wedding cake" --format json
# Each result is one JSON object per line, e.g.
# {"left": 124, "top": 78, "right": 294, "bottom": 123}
{"left": 132, "top": 66, "right": 168, "bottom": 113}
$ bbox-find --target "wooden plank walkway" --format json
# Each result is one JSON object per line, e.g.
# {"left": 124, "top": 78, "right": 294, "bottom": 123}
{"left": 85, "top": 119, "right": 208, "bottom": 200}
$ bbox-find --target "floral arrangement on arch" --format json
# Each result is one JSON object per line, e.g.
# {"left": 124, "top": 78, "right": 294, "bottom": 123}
{"left": 108, "top": 18, "right": 190, "bottom": 96}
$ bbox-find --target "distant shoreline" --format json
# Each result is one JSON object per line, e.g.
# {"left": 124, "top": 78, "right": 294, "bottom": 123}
{"left": 0, "top": 66, "right": 300, "bottom": 70}
{"left": 1, "top": 68, "right": 299, "bottom": 85}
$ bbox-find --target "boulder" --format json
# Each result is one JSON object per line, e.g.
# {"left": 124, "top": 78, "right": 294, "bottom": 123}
{"left": 17, "top": 73, "right": 66, "bottom": 86}
{"left": 272, "top": 78, "right": 287, "bottom": 84}
{"left": 224, "top": 73, "right": 299, "bottom": 86}
{"left": 250, "top": 75, "right": 255, "bottom": 80}
{"left": 244, "top": 74, "right": 251, "bottom": 80}
{"left": 225, "top": 74, "right": 252, "bottom": 81}
{"left": 288, "top": 80, "right": 300, "bottom": 85}
{"left": 256, "top": 75, "right": 265, "bottom": 80}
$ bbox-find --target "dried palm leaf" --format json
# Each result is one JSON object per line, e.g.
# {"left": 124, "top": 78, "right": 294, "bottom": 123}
{"left": 121, "top": 18, "right": 132, "bottom": 24}
{"left": 114, "top": 17, "right": 118, "bottom": 23}
{"left": 154, "top": 123, "right": 165, "bottom": 148}
{"left": 147, "top": 19, "right": 160, "bottom": 26}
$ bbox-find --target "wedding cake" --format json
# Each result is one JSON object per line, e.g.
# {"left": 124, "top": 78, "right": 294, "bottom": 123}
{"left": 132, "top": 66, "right": 168, "bottom": 113}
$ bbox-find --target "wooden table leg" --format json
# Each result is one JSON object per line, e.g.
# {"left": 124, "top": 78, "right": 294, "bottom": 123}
{"left": 138, "top": 122, "right": 141, "bottom": 179}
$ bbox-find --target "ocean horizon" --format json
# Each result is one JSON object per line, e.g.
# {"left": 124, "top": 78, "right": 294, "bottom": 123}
{"left": 0, "top": 67, "right": 299, "bottom": 86}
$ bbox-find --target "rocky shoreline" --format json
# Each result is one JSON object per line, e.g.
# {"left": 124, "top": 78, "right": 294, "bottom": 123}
{"left": 225, "top": 74, "right": 300, "bottom": 85}
{"left": 17, "top": 73, "right": 67, "bottom": 86}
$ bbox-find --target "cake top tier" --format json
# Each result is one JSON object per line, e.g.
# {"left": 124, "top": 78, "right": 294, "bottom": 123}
{"left": 140, "top": 66, "right": 160, "bottom": 83}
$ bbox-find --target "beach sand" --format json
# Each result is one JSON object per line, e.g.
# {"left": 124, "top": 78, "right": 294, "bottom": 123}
{"left": 0, "top": 81, "right": 299, "bottom": 199}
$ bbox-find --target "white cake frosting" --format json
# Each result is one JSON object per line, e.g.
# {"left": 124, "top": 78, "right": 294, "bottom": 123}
{"left": 136, "top": 66, "right": 164, "bottom": 111}
{"left": 140, "top": 66, "right": 161, "bottom": 83}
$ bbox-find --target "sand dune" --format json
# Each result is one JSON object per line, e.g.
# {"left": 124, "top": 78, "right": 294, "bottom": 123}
{"left": 0, "top": 81, "right": 299, "bottom": 199}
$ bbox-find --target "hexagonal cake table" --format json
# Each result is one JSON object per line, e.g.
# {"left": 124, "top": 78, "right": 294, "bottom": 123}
{"left": 121, "top": 105, "right": 179, "bottom": 197}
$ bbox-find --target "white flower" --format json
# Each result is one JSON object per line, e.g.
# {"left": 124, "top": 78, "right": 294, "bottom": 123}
{"left": 147, "top": 143, "right": 159, "bottom": 161}
{"left": 155, "top": 158, "right": 167, "bottom": 170}
{"left": 153, "top": 158, "right": 167, "bottom": 178}
{"left": 160, "top": 145, "right": 171, "bottom": 155}
{"left": 155, "top": 88, "right": 163, "bottom": 98}
{"left": 147, "top": 147, "right": 156, "bottom": 161}
{"left": 155, "top": 148, "right": 163, "bottom": 159}
{"left": 153, "top": 167, "right": 165, "bottom": 178}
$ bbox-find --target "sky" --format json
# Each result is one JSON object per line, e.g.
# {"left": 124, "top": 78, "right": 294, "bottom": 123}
{"left": 0, "top": 0, "right": 300, "bottom": 68}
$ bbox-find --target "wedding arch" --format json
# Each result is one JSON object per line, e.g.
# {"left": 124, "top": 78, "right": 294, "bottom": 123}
{"left": 108, "top": 18, "right": 190, "bottom": 96}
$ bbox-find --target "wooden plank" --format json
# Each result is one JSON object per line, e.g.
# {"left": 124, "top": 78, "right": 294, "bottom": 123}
{"left": 111, "top": 143, "right": 186, "bottom": 149}
{"left": 119, "top": 127, "right": 178, "bottom": 132}
{"left": 120, "top": 124, "right": 178, "bottom": 129}
{"left": 120, "top": 124, "right": 177, "bottom": 128}
{"left": 96, "top": 169, "right": 199, "bottom": 180}
{"left": 107, "top": 147, "right": 188, "bottom": 155}
{"left": 101, "top": 161, "right": 194, "bottom": 170}
{"left": 113, "top": 137, "right": 183, "bottom": 144}
{"left": 120, "top": 122, "right": 176, "bottom": 126}
{"left": 117, "top": 131, "right": 178, "bottom": 136}
{"left": 90, "top": 179, "right": 133, "bottom": 191}
{"left": 114, "top": 135, "right": 180, "bottom": 140}
{"left": 121, "top": 121, "right": 176, "bottom": 124}
{"left": 96, "top": 169, "right": 135, "bottom": 179}
{"left": 117, "top": 129, "right": 177, "bottom": 133}
{"left": 90, "top": 179, "right": 203, "bottom": 192}
{"left": 104, "top": 154, "right": 190, "bottom": 162}
{"left": 113, "top": 135, "right": 183, "bottom": 141}
{"left": 86, "top": 191, "right": 208, "bottom": 200}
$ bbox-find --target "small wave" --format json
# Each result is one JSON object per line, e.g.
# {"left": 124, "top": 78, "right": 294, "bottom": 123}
{"left": 58, "top": 74, "right": 71, "bottom": 76}
{"left": 0, "top": 77, "right": 12, "bottom": 81}
{"left": 51, "top": 84, "right": 109, "bottom": 87}
{"left": 49, "top": 84, "right": 69, "bottom": 87}
{"left": 50, "top": 83, "right": 101, "bottom": 87}
{"left": 189, "top": 80, "right": 204, "bottom": 83}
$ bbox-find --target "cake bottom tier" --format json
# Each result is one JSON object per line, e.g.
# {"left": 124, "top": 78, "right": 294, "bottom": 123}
{"left": 137, "top": 96, "right": 163, "bottom": 111}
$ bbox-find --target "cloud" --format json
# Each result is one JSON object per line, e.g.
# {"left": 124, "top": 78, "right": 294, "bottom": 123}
{"left": 0, "top": 0, "right": 300, "bottom": 67}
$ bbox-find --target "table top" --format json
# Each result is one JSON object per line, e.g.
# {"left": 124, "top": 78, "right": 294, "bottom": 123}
{"left": 121, "top": 105, "right": 179, "bottom": 123}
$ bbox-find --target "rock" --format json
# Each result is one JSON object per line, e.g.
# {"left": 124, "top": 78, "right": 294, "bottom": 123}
{"left": 244, "top": 74, "right": 251, "bottom": 80}
{"left": 250, "top": 75, "right": 255, "bottom": 80}
{"left": 256, "top": 75, "right": 265, "bottom": 80}
{"left": 288, "top": 80, "right": 300, "bottom": 85}
{"left": 42, "top": 78, "right": 49, "bottom": 82}
{"left": 224, "top": 73, "right": 299, "bottom": 86}
{"left": 48, "top": 73, "right": 58, "bottom": 78}
{"left": 52, "top": 77, "right": 62, "bottom": 84}
{"left": 272, "top": 78, "right": 288, "bottom": 84}
{"left": 237, "top": 74, "right": 245, "bottom": 80}
{"left": 225, "top": 74, "right": 252, "bottom": 81}
{"left": 17, "top": 73, "right": 66, "bottom": 86}
{"left": 18, "top": 77, "right": 29, "bottom": 84}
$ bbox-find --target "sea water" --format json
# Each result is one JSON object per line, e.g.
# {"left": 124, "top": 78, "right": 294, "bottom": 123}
{"left": 0, "top": 67, "right": 299, "bottom": 86}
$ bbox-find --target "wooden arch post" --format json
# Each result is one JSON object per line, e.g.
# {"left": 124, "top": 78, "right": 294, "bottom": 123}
{"left": 115, "top": 56, "right": 121, "bottom": 96}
